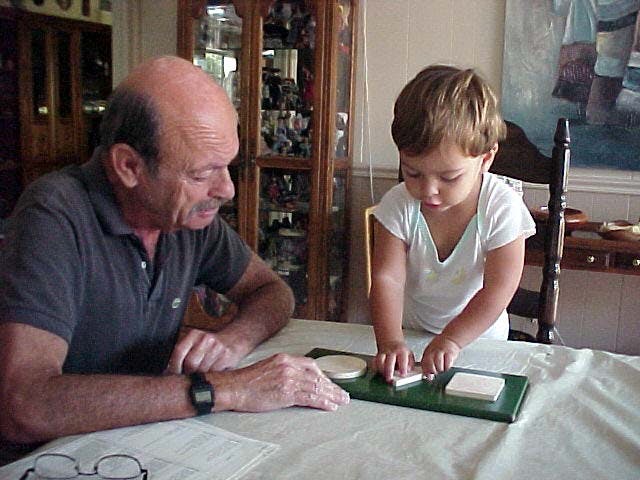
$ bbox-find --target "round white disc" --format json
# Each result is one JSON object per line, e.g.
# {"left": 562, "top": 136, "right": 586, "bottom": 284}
{"left": 316, "top": 355, "right": 367, "bottom": 379}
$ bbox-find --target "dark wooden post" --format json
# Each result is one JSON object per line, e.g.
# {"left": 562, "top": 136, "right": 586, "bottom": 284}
{"left": 537, "top": 118, "right": 570, "bottom": 343}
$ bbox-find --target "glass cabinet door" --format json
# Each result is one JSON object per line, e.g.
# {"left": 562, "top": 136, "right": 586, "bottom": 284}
{"left": 258, "top": 1, "right": 315, "bottom": 159}
{"left": 333, "top": 0, "right": 353, "bottom": 160}
{"left": 0, "top": 17, "right": 21, "bottom": 219}
{"left": 327, "top": 0, "right": 355, "bottom": 321}
{"left": 258, "top": 167, "right": 310, "bottom": 308}
{"left": 192, "top": 2, "right": 244, "bottom": 231}
{"left": 80, "top": 30, "right": 112, "bottom": 161}
{"left": 178, "top": 0, "right": 356, "bottom": 321}
{"left": 30, "top": 28, "right": 48, "bottom": 119}
{"left": 256, "top": 1, "right": 319, "bottom": 315}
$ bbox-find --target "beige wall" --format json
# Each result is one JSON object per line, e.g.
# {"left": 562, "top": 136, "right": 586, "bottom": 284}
{"left": 111, "top": 0, "right": 177, "bottom": 85}
{"left": 348, "top": 0, "right": 640, "bottom": 355}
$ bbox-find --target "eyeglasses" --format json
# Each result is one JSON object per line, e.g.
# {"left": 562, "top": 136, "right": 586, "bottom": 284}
{"left": 20, "top": 453, "right": 147, "bottom": 479}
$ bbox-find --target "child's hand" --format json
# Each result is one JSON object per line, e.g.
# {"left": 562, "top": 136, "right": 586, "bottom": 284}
{"left": 420, "top": 335, "right": 461, "bottom": 380}
{"left": 375, "top": 341, "right": 415, "bottom": 383}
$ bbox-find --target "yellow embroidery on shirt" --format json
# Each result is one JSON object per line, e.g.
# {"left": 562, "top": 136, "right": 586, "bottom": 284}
{"left": 424, "top": 270, "right": 438, "bottom": 282}
{"left": 451, "top": 268, "right": 467, "bottom": 285}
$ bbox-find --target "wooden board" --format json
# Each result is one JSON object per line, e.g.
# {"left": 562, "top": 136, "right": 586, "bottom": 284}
{"left": 307, "top": 348, "right": 529, "bottom": 423}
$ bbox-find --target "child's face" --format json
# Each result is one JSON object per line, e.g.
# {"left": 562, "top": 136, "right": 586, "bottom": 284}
{"left": 400, "top": 140, "right": 495, "bottom": 214}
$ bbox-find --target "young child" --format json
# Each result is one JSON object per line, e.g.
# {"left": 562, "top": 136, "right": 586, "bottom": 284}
{"left": 370, "top": 65, "right": 536, "bottom": 382}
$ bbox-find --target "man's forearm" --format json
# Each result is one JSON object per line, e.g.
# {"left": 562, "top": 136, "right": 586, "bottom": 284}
{"left": 2, "top": 374, "right": 195, "bottom": 444}
{"left": 221, "top": 278, "right": 294, "bottom": 357}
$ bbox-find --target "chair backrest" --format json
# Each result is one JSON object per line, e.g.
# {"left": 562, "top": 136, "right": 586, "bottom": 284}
{"left": 364, "top": 205, "right": 377, "bottom": 296}
{"left": 491, "top": 118, "right": 571, "bottom": 343}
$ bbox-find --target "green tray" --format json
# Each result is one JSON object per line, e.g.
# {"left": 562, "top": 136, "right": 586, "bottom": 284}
{"left": 307, "top": 348, "right": 529, "bottom": 423}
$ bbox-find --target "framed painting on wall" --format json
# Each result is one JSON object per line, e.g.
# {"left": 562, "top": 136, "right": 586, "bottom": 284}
{"left": 502, "top": 0, "right": 640, "bottom": 171}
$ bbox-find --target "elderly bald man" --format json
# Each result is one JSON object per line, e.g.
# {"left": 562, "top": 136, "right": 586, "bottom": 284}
{"left": 0, "top": 56, "right": 348, "bottom": 463}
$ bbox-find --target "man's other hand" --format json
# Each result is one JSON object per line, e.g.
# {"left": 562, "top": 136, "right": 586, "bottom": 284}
{"left": 165, "top": 328, "right": 242, "bottom": 374}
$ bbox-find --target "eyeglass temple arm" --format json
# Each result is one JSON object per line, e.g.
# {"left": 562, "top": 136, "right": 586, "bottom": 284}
{"left": 19, "top": 467, "right": 35, "bottom": 480}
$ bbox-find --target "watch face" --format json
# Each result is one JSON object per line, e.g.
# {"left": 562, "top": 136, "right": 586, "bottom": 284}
{"left": 194, "top": 389, "right": 212, "bottom": 403}
{"left": 56, "top": 0, "right": 72, "bottom": 10}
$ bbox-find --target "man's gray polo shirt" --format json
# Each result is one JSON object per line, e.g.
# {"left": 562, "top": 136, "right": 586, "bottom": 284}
{"left": 0, "top": 156, "right": 251, "bottom": 375}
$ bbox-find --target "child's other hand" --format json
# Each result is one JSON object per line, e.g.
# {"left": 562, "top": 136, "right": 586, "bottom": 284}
{"left": 375, "top": 341, "right": 415, "bottom": 383}
{"left": 420, "top": 335, "right": 461, "bottom": 380}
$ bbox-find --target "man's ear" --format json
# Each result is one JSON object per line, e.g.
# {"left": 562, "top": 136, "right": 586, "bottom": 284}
{"left": 480, "top": 143, "right": 498, "bottom": 173}
{"left": 108, "top": 144, "right": 145, "bottom": 188}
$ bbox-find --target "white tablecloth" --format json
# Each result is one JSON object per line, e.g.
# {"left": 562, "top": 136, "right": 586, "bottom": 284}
{"left": 199, "top": 319, "right": 640, "bottom": 480}
{"left": 4, "top": 319, "right": 638, "bottom": 479}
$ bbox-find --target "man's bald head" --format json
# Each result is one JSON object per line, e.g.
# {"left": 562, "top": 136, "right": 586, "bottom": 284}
{"left": 99, "top": 56, "right": 238, "bottom": 173}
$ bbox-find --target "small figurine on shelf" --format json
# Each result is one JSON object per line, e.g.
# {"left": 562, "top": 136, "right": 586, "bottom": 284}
{"left": 281, "top": 78, "right": 300, "bottom": 110}
{"left": 263, "top": 2, "right": 290, "bottom": 48}
{"left": 262, "top": 67, "right": 282, "bottom": 110}
{"left": 301, "top": 66, "right": 314, "bottom": 110}
{"left": 267, "top": 176, "right": 280, "bottom": 203}
{"left": 299, "top": 136, "right": 312, "bottom": 158}
{"left": 337, "top": 3, "right": 351, "bottom": 54}
{"left": 282, "top": 174, "right": 294, "bottom": 195}
{"left": 287, "top": 4, "right": 306, "bottom": 47}
{"left": 280, "top": 215, "right": 292, "bottom": 229}
{"left": 280, "top": 139, "right": 293, "bottom": 156}
{"left": 267, "top": 218, "right": 281, "bottom": 235}
{"left": 275, "top": 116, "right": 287, "bottom": 137}
{"left": 272, "top": 131, "right": 291, "bottom": 155}
{"left": 271, "top": 0, "right": 292, "bottom": 29}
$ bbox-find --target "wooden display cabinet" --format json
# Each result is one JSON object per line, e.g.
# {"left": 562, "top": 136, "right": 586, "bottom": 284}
{"left": 11, "top": 9, "right": 111, "bottom": 185}
{"left": 0, "top": 10, "right": 22, "bottom": 219}
{"left": 178, "top": 0, "right": 357, "bottom": 321}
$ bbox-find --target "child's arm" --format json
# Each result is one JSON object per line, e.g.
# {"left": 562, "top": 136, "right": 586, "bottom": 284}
{"left": 421, "top": 236, "right": 525, "bottom": 378}
{"left": 370, "top": 223, "right": 414, "bottom": 382}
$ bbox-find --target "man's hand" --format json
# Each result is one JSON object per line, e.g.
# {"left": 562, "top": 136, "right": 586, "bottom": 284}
{"left": 374, "top": 340, "right": 415, "bottom": 382}
{"left": 166, "top": 328, "right": 242, "bottom": 374}
{"left": 213, "top": 354, "right": 351, "bottom": 412}
{"left": 420, "top": 334, "right": 461, "bottom": 380}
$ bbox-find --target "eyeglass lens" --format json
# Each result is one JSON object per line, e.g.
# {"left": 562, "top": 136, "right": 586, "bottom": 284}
{"left": 96, "top": 455, "right": 142, "bottom": 479}
{"left": 34, "top": 454, "right": 77, "bottom": 479}
{"left": 33, "top": 453, "right": 142, "bottom": 479}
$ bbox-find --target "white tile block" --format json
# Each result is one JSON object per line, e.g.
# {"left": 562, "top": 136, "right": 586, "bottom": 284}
{"left": 445, "top": 372, "right": 505, "bottom": 401}
{"left": 392, "top": 367, "right": 425, "bottom": 388}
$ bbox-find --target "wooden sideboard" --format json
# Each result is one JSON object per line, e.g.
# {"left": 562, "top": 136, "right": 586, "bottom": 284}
{"left": 526, "top": 221, "right": 640, "bottom": 276}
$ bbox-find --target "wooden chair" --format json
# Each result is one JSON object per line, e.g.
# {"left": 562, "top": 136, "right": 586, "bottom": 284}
{"left": 181, "top": 287, "right": 237, "bottom": 334}
{"left": 491, "top": 118, "right": 571, "bottom": 343}
{"left": 364, "top": 205, "right": 378, "bottom": 296}
{"left": 376, "top": 118, "right": 571, "bottom": 343}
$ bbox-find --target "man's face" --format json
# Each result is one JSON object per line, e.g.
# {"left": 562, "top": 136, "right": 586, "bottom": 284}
{"left": 400, "top": 140, "right": 494, "bottom": 215}
{"left": 137, "top": 126, "right": 238, "bottom": 232}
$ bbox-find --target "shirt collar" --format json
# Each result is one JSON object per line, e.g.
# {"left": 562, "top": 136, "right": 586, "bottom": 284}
{"left": 80, "top": 151, "right": 135, "bottom": 237}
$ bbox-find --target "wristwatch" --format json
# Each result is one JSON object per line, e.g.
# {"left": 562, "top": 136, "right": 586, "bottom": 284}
{"left": 189, "top": 372, "right": 214, "bottom": 415}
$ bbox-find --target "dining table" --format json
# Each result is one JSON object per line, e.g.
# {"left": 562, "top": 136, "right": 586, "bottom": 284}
{"left": 2, "top": 318, "right": 639, "bottom": 479}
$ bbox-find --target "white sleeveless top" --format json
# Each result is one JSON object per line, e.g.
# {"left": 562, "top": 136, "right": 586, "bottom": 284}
{"left": 374, "top": 173, "right": 536, "bottom": 340}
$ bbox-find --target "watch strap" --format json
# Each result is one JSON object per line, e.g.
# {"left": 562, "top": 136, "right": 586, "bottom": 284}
{"left": 189, "top": 372, "right": 214, "bottom": 416}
